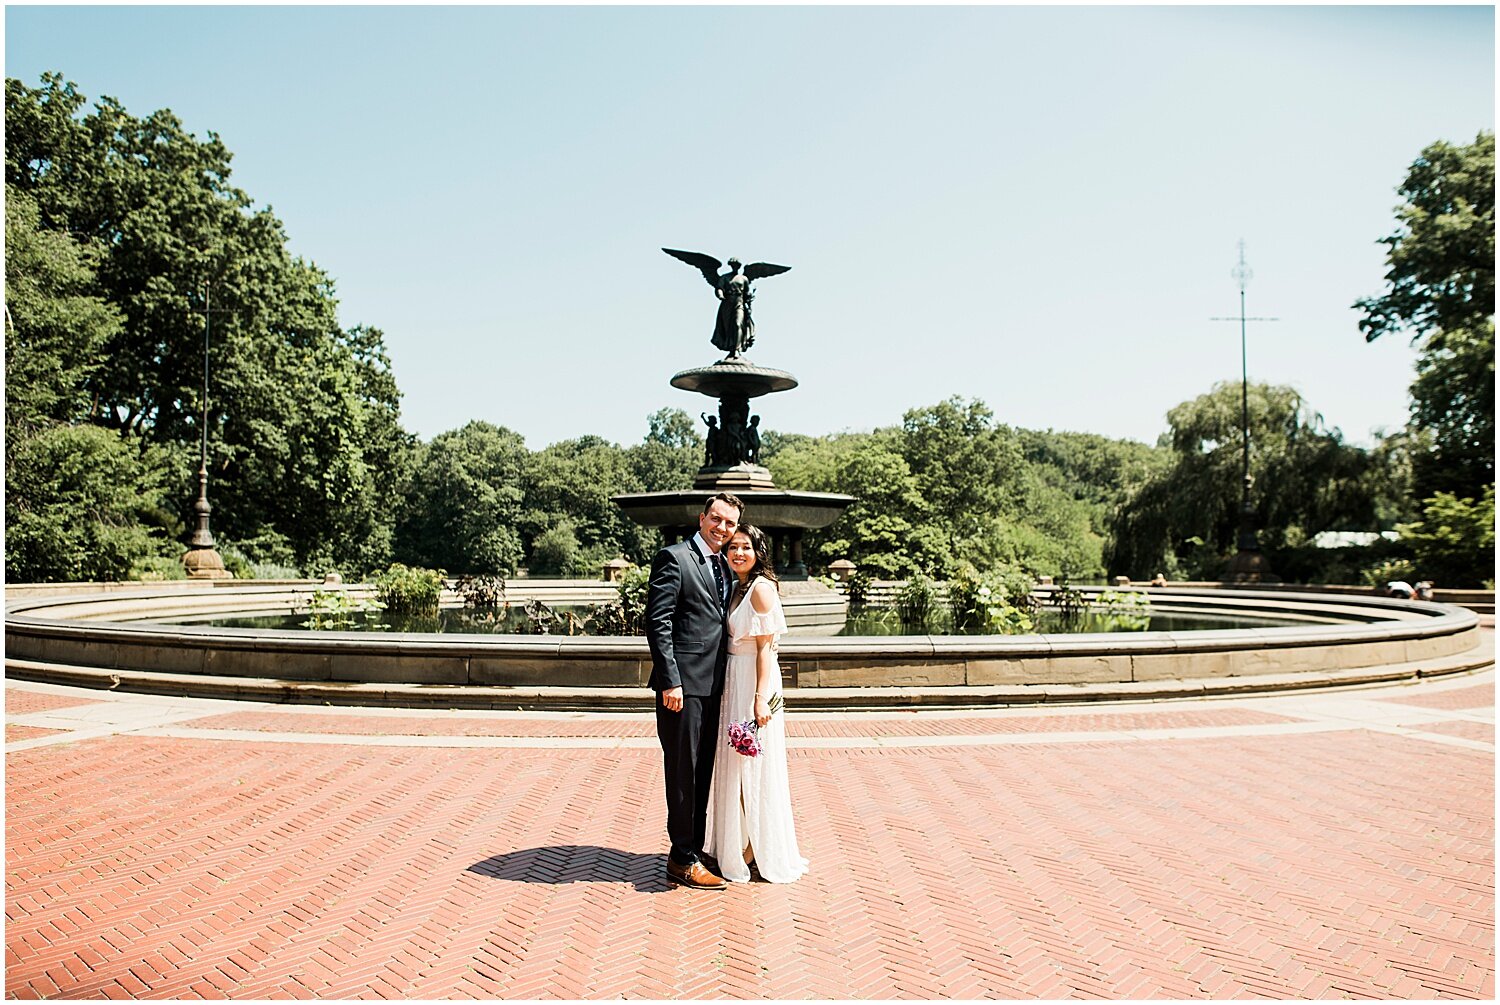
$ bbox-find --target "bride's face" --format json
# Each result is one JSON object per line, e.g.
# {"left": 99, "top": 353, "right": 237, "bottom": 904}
{"left": 724, "top": 533, "right": 757, "bottom": 576}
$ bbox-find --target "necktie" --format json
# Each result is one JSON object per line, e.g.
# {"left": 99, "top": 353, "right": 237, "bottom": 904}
{"left": 711, "top": 553, "right": 727, "bottom": 606}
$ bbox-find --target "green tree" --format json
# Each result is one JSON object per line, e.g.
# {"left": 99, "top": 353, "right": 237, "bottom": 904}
{"left": 1356, "top": 132, "right": 1494, "bottom": 499}
{"left": 522, "top": 435, "right": 654, "bottom": 573}
{"left": 4, "top": 184, "right": 120, "bottom": 438}
{"left": 6, "top": 73, "right": 411, "bottom": 575}
{"left": 3, "top": 180, "right": 187, "bottom": 583}
{"left": 1110, "top": 382, "right": 1383, "bottom": 581}
{"left": 626, "top": 408, "right": 702, "bottom": 495}
{"left": 899, "top": 398, "right": 1025, "bottom": 553}
{"left": 1394, "top": 485, "right": 1496, "bottom": 588}
{"left": 5, "top": 424, "right": 185, "bottom": 582}
{"left": 528, "top": 521, "right": 582, "bottom": 577}
{"left": 767, "top": 398, "right": 1113, "bottom": 581}
{"left": 394, "top": 421, "right": 528, "bottom": 576}
{"left": 771, "top": 431, "right": 933, "bottom": 578}
{"left": 1015, "top": 428, "right": 1169, "bottom": 514}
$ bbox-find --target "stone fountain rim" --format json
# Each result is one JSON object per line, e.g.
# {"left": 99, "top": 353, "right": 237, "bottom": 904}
{"left": 4, "top": 582, "right": 1478, "bottom": 656}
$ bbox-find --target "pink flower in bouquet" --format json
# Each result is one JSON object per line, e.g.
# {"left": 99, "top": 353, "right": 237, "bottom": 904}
{"left": 726, "top": 694, "right": 784, "bottom": 758}
{"left": 727, "top": 718, "right": 762, "bottom": 757}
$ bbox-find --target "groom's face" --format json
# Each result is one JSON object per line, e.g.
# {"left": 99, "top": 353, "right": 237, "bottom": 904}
{"left": 699, "top": 499, "right": 739, "bottom": 552}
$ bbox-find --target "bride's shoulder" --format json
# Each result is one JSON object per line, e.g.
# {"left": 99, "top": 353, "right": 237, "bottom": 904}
{"left": 749, "top": 577, "right": 780, "bottom": 614}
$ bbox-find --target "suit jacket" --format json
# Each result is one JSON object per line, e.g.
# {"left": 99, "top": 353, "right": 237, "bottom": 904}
{"left": 646, "top": 538, "right": 729, "bottom": 696}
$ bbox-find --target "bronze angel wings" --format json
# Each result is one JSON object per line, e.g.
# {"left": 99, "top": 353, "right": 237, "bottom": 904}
{"left": 662, "top": 248, "right": 792, "bottom": 286}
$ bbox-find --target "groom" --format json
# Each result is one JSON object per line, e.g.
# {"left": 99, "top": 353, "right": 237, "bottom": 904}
{"left": 646, "top": 491, "right": 744, "bottom": 890}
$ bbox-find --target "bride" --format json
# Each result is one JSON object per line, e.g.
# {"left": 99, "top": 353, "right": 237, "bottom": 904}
{"left": 705, "top": 524, "right": 809, "bottom": 884}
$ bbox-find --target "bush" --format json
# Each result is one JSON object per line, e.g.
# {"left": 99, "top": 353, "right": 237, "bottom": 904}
{"left": 1361, "top": 558, "right": 1419, "bottom": 588}
{"left": 375, "top": 563, "right": 445, "bottom": 615}
{"left": 844, "top": 569, "right": 872, "bottom": 611}
{"left": 1047, "top": 581, "right": 1090, "bottom": 629}
{"left": 1092, "top": 589, "right": 1151, "bottom": 631}
{"left": 529, "top": 522, "right": 580, "bottom": 577}
{"left": 234, "top": 529, "right": 299, "bottom": 569}
{"left": 517, "top": 597, "right": 586, "bottom": 636}
{"left": 130, "top": 555, "right": 187, "bottom": 582}
{"left": 5, "top": 423, "right": 180, "bottom": 583}
{"left": 615, "top": 564, "right": 650, "bottom": 634}
{"left": 1396, "top": 486, "right": 1496, "bottom": 587}
{"left": 219, "top": 545, "right": 254, "bottom": 580}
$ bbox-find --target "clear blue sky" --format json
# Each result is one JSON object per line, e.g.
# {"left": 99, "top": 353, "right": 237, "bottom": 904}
{"left": 6, "top": 5, "right": 1494, "bottom": 449}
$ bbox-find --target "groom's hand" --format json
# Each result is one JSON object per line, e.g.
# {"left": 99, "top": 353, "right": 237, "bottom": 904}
{"left": 662, "top": 686, "right": 684, "bottom": 713}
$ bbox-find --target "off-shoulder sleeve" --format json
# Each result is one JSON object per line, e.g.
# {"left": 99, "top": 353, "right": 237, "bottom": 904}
{"left": 743, "top": 582, "right": 788, "bottom": 639}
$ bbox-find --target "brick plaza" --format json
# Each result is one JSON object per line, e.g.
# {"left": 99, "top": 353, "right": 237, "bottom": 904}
{"left": 6, "top": 640, "right": 1494, "bottom": 999}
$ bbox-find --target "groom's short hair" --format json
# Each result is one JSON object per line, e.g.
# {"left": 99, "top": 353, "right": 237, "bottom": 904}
{"left": 704, "top": 492, "right": 745, "bottom": 518}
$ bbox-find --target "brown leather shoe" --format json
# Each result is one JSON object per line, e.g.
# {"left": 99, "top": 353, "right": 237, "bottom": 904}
{"left": 666, "top": 858, "right": 726, "bottom": 890}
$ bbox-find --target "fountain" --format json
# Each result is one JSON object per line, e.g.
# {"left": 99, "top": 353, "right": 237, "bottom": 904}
{"left": 611, "top": 250, "right": 854, "bottom": 630}
{"left": 612, "top": 249, "right": 853, "bottom": 581}
{"left": 3, "top": 250, "right": 1488, "bottom": 708}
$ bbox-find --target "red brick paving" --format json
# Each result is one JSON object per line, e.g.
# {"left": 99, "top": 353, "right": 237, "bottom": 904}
{"left": 6, "top": 711, "right": 1493, "bottom": 998}
{"left": 1381, "top": 682, "right": 1494, "bottom": 710}
{"left": 181, "top": 706, "right": 1297, "bottom": 738}
{"left": 1410, "top": 720, "right": 1496, "bottom": 744}
{"left": 4, "top": 690, "right": 104, "bottom": 716}
{"left": 4, "top": 725, "right": 63, "bottom": 743}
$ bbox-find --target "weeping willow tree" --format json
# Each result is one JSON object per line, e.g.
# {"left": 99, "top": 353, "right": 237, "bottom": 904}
{"left": 1108, "top": 382, "right": 1391, "bottom": 582}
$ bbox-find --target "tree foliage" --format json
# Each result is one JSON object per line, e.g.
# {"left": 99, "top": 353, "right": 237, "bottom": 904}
{"left": 1109, "top": 382, "right": 1391, "bottom": 581}
{"left": 394, "top": 421, "right": 528, "bottom": 576}
{"left": 6, "top": 424, "right": 186, "bottom": 582}
{"left": 1357, "top": 131, "right": 1495, "bottom": 500}
{"left": 3, "top": 177, "right": 188, "bottom": 582}
{"left": 1356, "top": 132, "right": 1494, "bottom": 345}
{"left": 1394, "top": 485, "right": 1496, "bottom": 588}
{"left": 6, "top": 72, "right": 411, "bottom": 578}
{"left": 4, "top": 184, "right": 120, "bottom": 438}
{"left": 766, "top": 397, "right": 1130, "bottom": 581}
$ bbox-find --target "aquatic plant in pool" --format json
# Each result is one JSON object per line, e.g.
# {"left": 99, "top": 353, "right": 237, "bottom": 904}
{"left": 193, "top": 592, "right": 1317, "bottom": 637}
{"left": 300, "top": 587, "right": 385, "bottom": 630}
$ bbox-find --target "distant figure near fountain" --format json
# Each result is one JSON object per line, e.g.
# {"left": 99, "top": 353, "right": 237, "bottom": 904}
{"left": 662, "top": 249, "right": 791, "bottom": 358}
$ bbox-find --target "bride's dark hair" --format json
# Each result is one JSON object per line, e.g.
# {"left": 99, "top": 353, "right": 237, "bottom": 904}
{"left": 734, "top": 523, "right": 779, "bottom": 589}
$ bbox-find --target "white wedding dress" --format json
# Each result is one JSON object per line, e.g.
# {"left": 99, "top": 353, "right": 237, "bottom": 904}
{"left": 705, "top": 581, "right": 809, "bottom": 884}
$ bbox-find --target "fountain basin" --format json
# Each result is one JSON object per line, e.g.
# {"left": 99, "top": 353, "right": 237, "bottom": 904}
{"left": 5, "top": 581, "right": 1485, "bottom": 708}
{"left": 611, "top": 490, "right": 855, "bottom": 531}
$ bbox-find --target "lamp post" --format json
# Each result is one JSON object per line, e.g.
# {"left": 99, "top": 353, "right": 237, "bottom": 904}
{"left": 1210, "top": 241, "right": 1279, "bottom": 583}
{"left": 182, "top": 282, "right": 230, "bottom": 579}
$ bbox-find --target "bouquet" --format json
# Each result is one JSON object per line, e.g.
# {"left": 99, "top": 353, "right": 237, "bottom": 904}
{"left": 726, "top": 693, "right": 785, "bottom": 757}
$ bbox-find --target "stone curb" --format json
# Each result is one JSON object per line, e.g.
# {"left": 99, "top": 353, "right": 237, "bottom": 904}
{"left": 7, "top": 646, "right": 1492, "bottom": 712}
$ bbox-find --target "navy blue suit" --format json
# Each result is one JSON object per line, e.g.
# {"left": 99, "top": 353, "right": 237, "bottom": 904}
{"left": 647, "top": 537, "right": 730, "bottom": 866}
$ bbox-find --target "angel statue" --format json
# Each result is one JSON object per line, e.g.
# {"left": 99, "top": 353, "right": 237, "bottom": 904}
{"left": 662, "top": 249, "right": 791, "bottom": 358}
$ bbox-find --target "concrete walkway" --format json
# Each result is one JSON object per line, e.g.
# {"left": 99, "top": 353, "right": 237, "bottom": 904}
{"left": 6, "top": 640, "right": 1493, "bottom": 999}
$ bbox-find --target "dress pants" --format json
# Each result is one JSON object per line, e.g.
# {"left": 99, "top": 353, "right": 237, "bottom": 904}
{"left": 656, "top": 691, "right": 722, "bottom": 866}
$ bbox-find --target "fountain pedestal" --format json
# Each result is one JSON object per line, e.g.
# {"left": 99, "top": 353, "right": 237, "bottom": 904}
{"left": 613, "top": 357, "right": 854, "bottom": 581}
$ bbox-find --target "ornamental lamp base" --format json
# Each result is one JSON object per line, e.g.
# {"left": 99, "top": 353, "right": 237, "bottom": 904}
{"left": 1224, "top": 548, "right": 1279, "bottom": 584}
{"left": 182, "top": 546, "right": 233, "bottom": 580}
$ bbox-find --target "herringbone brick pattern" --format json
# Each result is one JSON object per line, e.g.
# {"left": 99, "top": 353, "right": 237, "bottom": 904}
{"left": 4, "top": 725, "right": 61, "bottom": 743}
{"left": 6, "top": 700, "right": 1493, "bottom": 999}
{"left": 1411, "top": 720, "right": 1495, "bottom": 744}
{"left": 183, "top": 706, "right": 1295, "bottom": 739}
{"left": 4, "top": 690, "right": 102, "bottom": 716}
{"left": 1381, "top": 682, "right": 1493, "bottom": 711}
